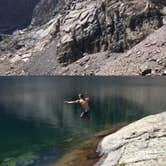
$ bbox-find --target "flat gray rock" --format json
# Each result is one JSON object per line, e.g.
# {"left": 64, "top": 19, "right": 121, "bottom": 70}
{"left": 95, "top": 112, "right": 166, "bottom": 166}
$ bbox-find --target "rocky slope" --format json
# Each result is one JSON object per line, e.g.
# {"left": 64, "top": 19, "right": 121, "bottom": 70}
{"left": 0, "top": 0, "right": 166, "bottom": 75}
{"left": 95, "top": 112, "right": 166, "bottom": 166}
{"left": 97, "top": 25, "right": 166, "bottom": 76}
{"left": 41, "top": 25, "right": 165, "bottom": 76}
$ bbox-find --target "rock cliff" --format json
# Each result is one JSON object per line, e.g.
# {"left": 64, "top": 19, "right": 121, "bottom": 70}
{"left": 97, "top": 25, "right": 166, "bottom": 76}
{"left": 0, "top": 0, "right": 166, "bottom": 75}
{"left": 95, "top": 112, "right": 166, "bottom": 166}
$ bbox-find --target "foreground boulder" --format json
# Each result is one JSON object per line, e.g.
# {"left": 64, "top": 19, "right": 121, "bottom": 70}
{"left": 95, "top": 112, "right": 166, "bottom": 166}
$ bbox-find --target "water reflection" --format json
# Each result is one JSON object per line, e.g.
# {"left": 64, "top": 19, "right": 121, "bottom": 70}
{"left": 0, "top": 76, "right": 165, "bottom": 165}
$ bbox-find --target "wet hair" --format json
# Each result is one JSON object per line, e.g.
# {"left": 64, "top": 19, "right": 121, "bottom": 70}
{"left": 78, "top": 94, "right": 84, "bottom": 99}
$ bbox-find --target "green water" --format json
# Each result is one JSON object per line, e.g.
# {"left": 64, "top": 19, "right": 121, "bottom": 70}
{"left": 0, "top": 76, "right": 165, "bottom": 166}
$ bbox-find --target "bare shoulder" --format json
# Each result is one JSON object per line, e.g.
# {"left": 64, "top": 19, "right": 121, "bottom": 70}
{"left": 85, "top": 97, "right": 90, "bottom": 101}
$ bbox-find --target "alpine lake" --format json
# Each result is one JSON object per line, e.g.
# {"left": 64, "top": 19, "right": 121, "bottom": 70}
{"left": 0, "top": 76, "right": 165, "bottom": 166}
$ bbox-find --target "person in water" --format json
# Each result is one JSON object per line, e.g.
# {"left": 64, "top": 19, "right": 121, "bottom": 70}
{"left": 64, "top": 93, "right": 90, "bottom": 119}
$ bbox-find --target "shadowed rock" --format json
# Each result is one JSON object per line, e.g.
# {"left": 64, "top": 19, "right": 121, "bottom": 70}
{"left": 0, "top": 0, "right": 39, "bottom": 34}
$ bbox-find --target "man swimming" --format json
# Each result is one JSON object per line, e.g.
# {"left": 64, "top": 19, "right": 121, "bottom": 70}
{"left": 64, "top": 93, "right": 90, "bottom": 119}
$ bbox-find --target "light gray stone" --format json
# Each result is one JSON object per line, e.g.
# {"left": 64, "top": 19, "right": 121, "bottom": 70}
{"left": 95, "top": 112, "right": 166, "bottom": 166}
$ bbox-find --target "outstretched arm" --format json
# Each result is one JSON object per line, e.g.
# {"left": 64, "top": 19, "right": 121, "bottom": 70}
{"left": 64, "top": 100, "right": 79, "bottom": 104}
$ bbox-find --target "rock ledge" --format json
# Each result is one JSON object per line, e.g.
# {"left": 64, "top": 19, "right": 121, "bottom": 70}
{"left": 95, "top": 112, "right": 166, "bottom": 166}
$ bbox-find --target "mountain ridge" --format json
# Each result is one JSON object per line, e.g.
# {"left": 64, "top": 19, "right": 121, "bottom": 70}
{"left": 0, "top": 0, "right": 166, "bottom": 76}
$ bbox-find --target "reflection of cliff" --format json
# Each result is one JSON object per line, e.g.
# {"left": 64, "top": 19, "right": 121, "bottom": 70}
{"left": 1, "top": 93, "right": 147, "bottom": 166}
{"left": 0, "top": 77, "right": 165, "bottom": 128}
{"left": 0, "top": 77, "right": 165, "bottom": 165}
{"left": 0, "top": 89, "right": 147, "bottom": 133}
{"left": 90, "top": 77, "right": 166, "bottom": 114}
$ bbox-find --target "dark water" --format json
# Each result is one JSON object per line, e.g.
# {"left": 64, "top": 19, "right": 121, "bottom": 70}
{"left": 0, "top": 76, "right": 166, "bottom": 166}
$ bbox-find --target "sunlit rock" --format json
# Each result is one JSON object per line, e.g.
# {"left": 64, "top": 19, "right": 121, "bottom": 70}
{"left": 95, "top": 112, "right": 166, "bottom": 166}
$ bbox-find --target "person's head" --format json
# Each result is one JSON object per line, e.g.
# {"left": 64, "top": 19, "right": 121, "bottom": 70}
{"left": 78, "top": 94, "right": 84, "bottom": 99}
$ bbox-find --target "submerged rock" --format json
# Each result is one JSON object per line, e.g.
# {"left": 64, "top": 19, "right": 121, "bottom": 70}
{"left": 95, "top": 112, "right": 166, "bottom": 166}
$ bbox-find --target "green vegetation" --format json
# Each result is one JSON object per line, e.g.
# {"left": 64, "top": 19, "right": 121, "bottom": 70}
{"left": 0, "top": 34, "right": 11, "bottom": 43}
{"left": 1, "top": 158, "right": 16, "bottom": 166}
{"left": 118, "top": 163, "right": 126, "bottom": 166}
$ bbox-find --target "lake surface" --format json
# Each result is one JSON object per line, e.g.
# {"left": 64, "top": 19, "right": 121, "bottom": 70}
{"left": 0, "top": 76, "right": 165, "bottom": 166}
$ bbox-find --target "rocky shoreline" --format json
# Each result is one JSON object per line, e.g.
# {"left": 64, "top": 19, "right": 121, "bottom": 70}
{"left": 95, "top": 112, "right": 166, "bottom": 166}
{"left": 52, "top": 112, "right": 166, "bottom": 166}
{"left": 53, "top": 122, "right": 128, "bottom": 166}
{"left": 0, "top": 112, "right": 165, "bottom": 166}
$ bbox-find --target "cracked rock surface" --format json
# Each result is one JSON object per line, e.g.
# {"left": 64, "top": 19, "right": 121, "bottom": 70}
{"left": 95, "top": 112, "right": 166, "bottom": 166}
{"left": 97, "top": 25, "right": 166, "bottom": 76}
{"left": 0, "top": 0, "right": 165, "bottom": 75}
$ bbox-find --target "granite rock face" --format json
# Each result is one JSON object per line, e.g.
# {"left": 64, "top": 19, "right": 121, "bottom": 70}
{"left": 95, "top": 112, "right": 166, "bottom": 166}
{"left": 32, "top": 0, "right": 163, "bottom": 64}
{"left": 37, "top": 25, "right": 166, "bottom": 76}
{"left": 31, "top": 0, "right": 65, "bottom": 27}
{"left": 0, "top": 0, "right": 165, "bottom": 75}
{"left": 97, "top": 25, "right": 166, "bottom": 76}
{"left": 55, "top": 0, "right": 163, "bottom": 64}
